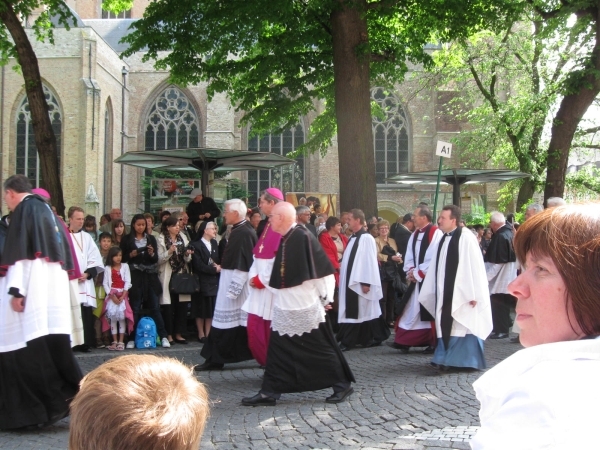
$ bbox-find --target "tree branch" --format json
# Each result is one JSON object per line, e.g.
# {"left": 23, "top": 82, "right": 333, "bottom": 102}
{"left": 366, "top": 0, "right": 404, "bottom": 11}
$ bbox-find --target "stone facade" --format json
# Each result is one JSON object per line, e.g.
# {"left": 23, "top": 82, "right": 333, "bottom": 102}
{"left": 0, "top": 1, "right": 495, "bottom": 222}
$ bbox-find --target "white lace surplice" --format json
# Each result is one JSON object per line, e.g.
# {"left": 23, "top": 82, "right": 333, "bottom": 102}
{"left": 0, "top": 259, "right": 72, "bottom": 352}
{"left": 242, "top": 257, "right": 276, "bottom": 320}
{"left": 269, "top": 274, "right": 335, "bottom": 337}
{"left": 212, "top": 268, "right": 250, "bottom": 329}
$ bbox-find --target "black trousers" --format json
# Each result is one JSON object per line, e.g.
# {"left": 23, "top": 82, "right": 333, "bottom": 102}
{"left": 491, "top": 293, "right": 517, "bottom": 334}
{"left": 161, "top": 292, "right": 188, "bottom": 337}
{"left": 380, "top": 281, "right": 395, "bottom": 324}
{"left": 81, "top": 305, "right": 95, "bottom": 347}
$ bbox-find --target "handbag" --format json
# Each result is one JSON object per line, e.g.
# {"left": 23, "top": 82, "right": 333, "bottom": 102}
{"left": 169, "top": 265, "right": 200, "bottom": 295}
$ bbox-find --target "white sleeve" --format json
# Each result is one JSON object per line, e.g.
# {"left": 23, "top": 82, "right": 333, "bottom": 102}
{"left": 415, "top": 229, "right": 444, "bottom": 281}
{"left": 227, "top": 269, "right": 250, "bottom": 300}
{"left": 403, "top": 234, "right": 415, "bottom": 274}
{"left": 103, "top": 266, "right": 112, "bottom": 293}
{"left": 157, "top": 235, "right": 170, "bottom": 265}
{"left": 121, "top": 264, "right": 132, "bottom": 291}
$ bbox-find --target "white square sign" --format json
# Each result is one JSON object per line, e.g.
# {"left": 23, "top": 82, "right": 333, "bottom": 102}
{"left": 435, "top": 141, "right": 453, "bottom": 158}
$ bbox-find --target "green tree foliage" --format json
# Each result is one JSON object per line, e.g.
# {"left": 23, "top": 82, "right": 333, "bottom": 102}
{"left": 425, "top": 7, "right": 589, "bottom": 210}
{"left": 115, "top": 0, "right": 520, "bottom": 214}
{"left": 531, "top": 0, "right": 600, "bottom": 204}
{"left": 0, "top": 0, "right": 77, "bottom": 214}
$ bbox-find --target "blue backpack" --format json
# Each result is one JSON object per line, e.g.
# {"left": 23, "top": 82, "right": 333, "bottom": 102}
{"left": 135, "top": 317, "right": 157, "bottom": 349}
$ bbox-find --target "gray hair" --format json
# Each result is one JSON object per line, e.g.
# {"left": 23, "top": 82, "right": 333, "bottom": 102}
{"left": 225, "top": 198, "right": 247, "bottom": 219}
{"left": 490, "top": 211, "right": 506, "bottom": 225}
{"left": 546, "top": 197, "right": 566, "bottom": 208}
{"left": 296, "top": 205, "right": 310, "bottom": 215}
{"left": 526, "top": 203, "right": 544, "bottom": 214}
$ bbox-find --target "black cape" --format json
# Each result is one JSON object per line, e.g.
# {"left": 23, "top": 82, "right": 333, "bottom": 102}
{"left": 484, "top": 225, "right": 516, "bottom": 264}
{"left": 0, "top": 195, "right": 74, "bottom": 291}
{"left": 220, "top": 220, "right": 256, "bottom": 272}
{"left": 186, "top": 196, "right": 221, "bottom": 227}
{"left": 269, "top": 225, "right": 334, "bottom": 289}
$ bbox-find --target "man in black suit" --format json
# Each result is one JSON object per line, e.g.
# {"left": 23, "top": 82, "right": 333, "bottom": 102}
{"left": 393, "top": 213, "right": 414, "bottom": 281}
{"left": 296, "top": 205, "right": 317, "bottom": 237}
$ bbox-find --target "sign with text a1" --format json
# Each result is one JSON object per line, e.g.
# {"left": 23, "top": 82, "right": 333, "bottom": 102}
{"left": 435, "top": 141, "right": 453, "bottom": 158}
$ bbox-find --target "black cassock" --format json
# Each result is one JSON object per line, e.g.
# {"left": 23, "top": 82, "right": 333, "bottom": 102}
{"left": 261, "top": 225, "right": 355, "bottom": 396}
{"left": 0, "top": 195, "right": 81, "bottom": 430}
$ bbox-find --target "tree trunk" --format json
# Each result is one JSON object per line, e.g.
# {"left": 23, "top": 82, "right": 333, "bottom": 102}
{"left": 516, "top": 178, "right": 536, "bottom": 211}
{"left": 330, "top": 0, "right": 377, "bottom": 217}
{"left": 544, "top": 89, "right": 600, "bottom": 205}
{"left": 544, "top": 13, "right": 600, "bottom": 206}
{"left": 0, "top": 1, "right": 65, "bottom": 216}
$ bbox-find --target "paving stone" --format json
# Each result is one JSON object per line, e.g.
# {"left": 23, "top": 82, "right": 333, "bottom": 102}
{"left": 0, "top": 336, "right": 524, "bottom": 449}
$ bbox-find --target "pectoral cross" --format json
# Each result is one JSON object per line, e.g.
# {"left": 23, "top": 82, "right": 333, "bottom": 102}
{"left": 259, "top": 243, "right": 264, "bottom": 253}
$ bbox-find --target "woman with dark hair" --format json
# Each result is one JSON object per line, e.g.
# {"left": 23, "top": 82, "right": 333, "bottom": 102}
{"left": 157, "top": 216, "right": 193, "bottom": 344}
{"left": 319, "top": 216, "right": 348, "bottom": 331}
{"left": 120, "top": 214, "right": 170, "bottom": 349}
{"left": 84, "top": 215, "right": 99, "bottom": 243}
{"left": 191, "top": 221, "right": 221, "bottom": 343}
{"left": 99, "top": 213, "right": 111, "bottom": 227}
{"left": 472, "top": 204, "right": 600, "bottom": 449}
{"left": 111, "top": 219, "right": 126, "bottom": 246}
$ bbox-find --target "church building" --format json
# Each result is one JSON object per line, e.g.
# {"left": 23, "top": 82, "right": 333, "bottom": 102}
{"left": 0, "top": 0, "right": 493, "bottom": 221}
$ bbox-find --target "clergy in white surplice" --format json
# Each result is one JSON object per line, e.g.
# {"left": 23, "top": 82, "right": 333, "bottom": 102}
{"left": 0, "top": 176, "right": 82, "bottom": 430}
{"left": 394, "top": 205, "right": 443, "bottom": 353}
{"left": 336, "top": 209, "right": 390, "bottom": 350}
{"left": 242, "top": 202, "right": 355, "bottom": 406}
{"left": 196, "top": 199, "right": 257, "bottom": 371}
{"left": 243, "top": 187, "right": 283, "bottom": 367}
{"left": 68, "top": 207, "right": 104, "bottom": 352}
{"left": 419, "top": 205, "right": 492, "bottom": 370}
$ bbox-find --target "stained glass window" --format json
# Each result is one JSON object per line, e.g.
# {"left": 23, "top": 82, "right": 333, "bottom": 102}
{"left": 144, "top": 87, "right": 199, "bottom": 151}
{"left": 247, "top": 125, "right": 305, "bottom": 205}
{"left": 372, "top": 87, "right": 409, "bottom": 184}
{"left": 16, "top": 85, "right": 61, "bottom": 188}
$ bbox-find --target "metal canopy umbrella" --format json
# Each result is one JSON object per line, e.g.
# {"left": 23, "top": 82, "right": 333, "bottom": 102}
{"left": 114, "top": 148, "right": 295, "bottom": 194}
{"left": 386, "top": 169, "right": 531, "bottom": 206}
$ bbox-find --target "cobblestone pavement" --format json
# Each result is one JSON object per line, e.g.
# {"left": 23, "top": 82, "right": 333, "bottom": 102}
{"left": 0, "top": 335, "right": 521, "bottom": 449}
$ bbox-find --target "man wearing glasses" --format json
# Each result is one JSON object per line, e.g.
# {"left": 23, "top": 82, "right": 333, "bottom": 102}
{"left": 295, "top": 205, "right": 317, "bottom": 237}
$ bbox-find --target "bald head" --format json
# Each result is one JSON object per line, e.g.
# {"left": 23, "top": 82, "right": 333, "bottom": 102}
{"left": 271, "top": 202, "right": 296, "bottom": 235}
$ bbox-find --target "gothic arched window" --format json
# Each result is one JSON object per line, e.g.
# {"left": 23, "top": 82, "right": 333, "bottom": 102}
{"left": 144, "top": 86, "right": 200, "bottom": 151}
{"left": 16, "top": 85, "right": 62, "bottom": 188}
{"left": 371, "top": 87, "right": 410, "bottom": 184}
{"left": 247, "top": 124, "right": 305, "bottom": 204}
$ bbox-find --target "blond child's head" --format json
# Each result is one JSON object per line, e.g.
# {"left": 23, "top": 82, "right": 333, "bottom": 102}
{"left": 69, "top": 354, "right": 210, "bottom": 450}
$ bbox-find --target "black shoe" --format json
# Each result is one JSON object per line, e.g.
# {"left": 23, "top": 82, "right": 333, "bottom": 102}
{"left": 194, "top": 361, "right": 224, "bottom": 372}
{"left": 242, "top": 393, "right": 276, "bottom": 406}
{"left": 339, "top": 344, "right": 350, "bottom": 352}
{"left": 399, "top": 346, "right": 410, "bottom": 354}
{"left": 510, "top": 335, "right": 521, "bottom": 343}
{"left": 489, "top": 332, "right": 509, "bottom": 339}
{"left": 73, "top": 345, "right": 92, "bottom": 353}
{"left": 421, "top": 346, "right": 435, "bottom": 354}
{"left": 367, "top": 341, "right": 382, "bottom": 347}
{"left": 386, "top": 341, "right": 403, "bottom": 349}
{"left": 325, "top": 386, "right": 354, "bottom": 404}
{"left": 174, "top": 338, "right": 188, "bottom": 345}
